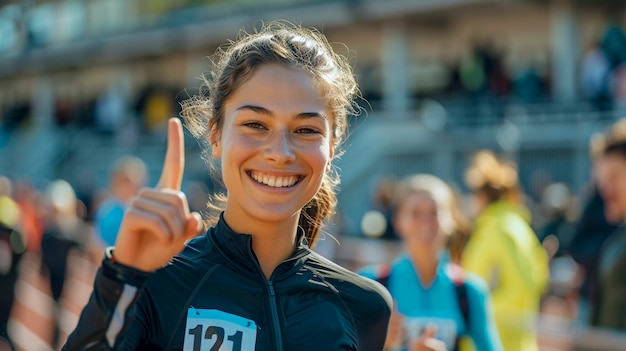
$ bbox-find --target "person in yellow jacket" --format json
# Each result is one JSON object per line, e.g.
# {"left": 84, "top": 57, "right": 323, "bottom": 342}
{"left": 461, "top": 151, "right": 549, "bottom": 351}
{"left": 0, "top": 176, "right": 26, "bottom": 349}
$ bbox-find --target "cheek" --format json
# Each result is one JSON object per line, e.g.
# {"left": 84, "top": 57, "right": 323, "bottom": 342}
{"left": 222, "top": 134, "right": 256, "bottom": 161}
{"left": 307, "top": 143, "right": 332, "bottom": 173}
{"left": 617, "top": 178, "right": 626, "bottom": 200}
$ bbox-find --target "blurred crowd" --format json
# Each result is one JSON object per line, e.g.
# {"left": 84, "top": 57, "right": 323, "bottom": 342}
{"left": 1, "top": 117, "right": 626, "bottom": 351}
{"left": 1, "top": 82, "right": 182, "bottom": 148}
{"left": 337, "top": 118, "right": 626, "bottom": 350}
{"left": 0, "top": 152, "right": 213, "bottom": 350}
{"left": 3, "top": 16, "right": 626, "bottom": 351}
{"left": 6, "top": 21, "right": 626, "bottom": 147}
{"left": 581, "top": 23, "right": 626, "bottom": 112}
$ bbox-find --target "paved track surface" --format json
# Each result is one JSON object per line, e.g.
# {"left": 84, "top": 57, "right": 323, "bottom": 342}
{"left": 8, "top": 251, "right": 97, "bottom": 351}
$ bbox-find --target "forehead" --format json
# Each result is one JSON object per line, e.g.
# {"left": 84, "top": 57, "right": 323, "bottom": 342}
{"left": 225, "top": 64, "right": 330, "bottom": 117}
{"left": 597, "top": 154, "right": 626, "bottom": 183}
{"left": 399, "top": 191, "right": 438, "bottom": 209}
{"left": 601, "top": 153, "right": 626, "bottom": 169}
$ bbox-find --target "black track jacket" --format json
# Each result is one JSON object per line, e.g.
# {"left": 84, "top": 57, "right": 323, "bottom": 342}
{"left": 62, "top": 215, "right": 392, "bottom": 350}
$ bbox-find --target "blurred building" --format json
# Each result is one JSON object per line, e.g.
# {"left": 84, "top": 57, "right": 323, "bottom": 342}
{"left": 0, "top": 0, "right": 625, "bottom": 235}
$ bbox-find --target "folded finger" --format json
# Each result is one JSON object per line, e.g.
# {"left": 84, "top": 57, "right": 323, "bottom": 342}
{"left": 124, "top": 207, "right": 174, "bottom": 244}
{"left": 130, "top": 197, "right": 185, "bottom": 240}
{"left": 139, "top": 187, "right": 190, "bottom": 216}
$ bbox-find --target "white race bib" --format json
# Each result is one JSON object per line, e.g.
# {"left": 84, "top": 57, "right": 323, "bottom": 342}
{"left": 183, "top": 308, "right": 257, "bottom": 351}
{"left": 404, "top": 317, "right": 458, "bottom": 350}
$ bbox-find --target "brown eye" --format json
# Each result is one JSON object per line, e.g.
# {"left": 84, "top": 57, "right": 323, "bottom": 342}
{"left": 295, "top": 127, "right": 321, "bottom": 134}
{"left": 243, "top": 122, "right": 266, "bottom": 130}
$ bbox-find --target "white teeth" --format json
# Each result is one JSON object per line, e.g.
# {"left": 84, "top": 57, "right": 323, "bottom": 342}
{"left": 251, "top": 172, "right": 298, "bottom": 188}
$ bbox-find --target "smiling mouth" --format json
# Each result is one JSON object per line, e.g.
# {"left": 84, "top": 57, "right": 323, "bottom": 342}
{"left": 249, "top": 171, "right": 302, "bottom": 188}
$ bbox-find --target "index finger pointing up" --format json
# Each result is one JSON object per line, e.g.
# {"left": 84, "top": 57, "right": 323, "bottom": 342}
{"left": 157, "top": 118, "right": 185, "bottom": 190}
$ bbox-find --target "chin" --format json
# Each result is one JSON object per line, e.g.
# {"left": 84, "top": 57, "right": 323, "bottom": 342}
{"left": 249, "top": 205, "right": 301, "bottom": 224}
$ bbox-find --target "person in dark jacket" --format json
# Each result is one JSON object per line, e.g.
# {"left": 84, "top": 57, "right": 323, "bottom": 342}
{"left": 590, "top": 117, "right": 626, "bottom": 330}
{"left": 62, "top": 21, "right": 392, "bottom": 351}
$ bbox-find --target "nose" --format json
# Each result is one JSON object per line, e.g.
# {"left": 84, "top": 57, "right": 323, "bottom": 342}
{"left": 264, "top": 129, "right": 296, "bottom": 164}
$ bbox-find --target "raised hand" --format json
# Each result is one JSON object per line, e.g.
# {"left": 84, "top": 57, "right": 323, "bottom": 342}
{"left": 112, "top": 118, "right": 204, "bottom": 272}
{"left": 409, "top": 326, "right": 447, "bottom": 351}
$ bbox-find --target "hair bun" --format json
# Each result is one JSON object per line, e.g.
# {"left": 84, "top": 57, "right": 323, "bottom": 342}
{"left": 465, "top": 150, "right": 518, "bottom": 191}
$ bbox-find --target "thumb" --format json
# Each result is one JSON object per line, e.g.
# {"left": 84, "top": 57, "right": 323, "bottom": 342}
{"left": 157, "top": 118, "right": 185, "bottom": 190}
{"left": 421, "top": 326, "right": 437, "bottom": 339}
{"left": 186, "top": 212, "right": 205, "bottom": 238}
{"left": 173, "top": 212, "right": 204, "bottom": 247}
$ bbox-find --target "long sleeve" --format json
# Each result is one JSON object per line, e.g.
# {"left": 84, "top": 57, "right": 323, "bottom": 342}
{"left": 465, "top": 275, "right": 503, "bottom": 351}
{"left": 357, "top": 299, "right": 391, "bottom": 351}
{"left": 62, "top": 248, "right": 152, "bottom": 350}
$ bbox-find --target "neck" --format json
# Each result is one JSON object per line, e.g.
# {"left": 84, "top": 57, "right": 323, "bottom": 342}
{"left": 224, "top": 210, "right": 299, "bottom": 280}
{"left": 406, "top": 244, "right": 439, "bottom": 288}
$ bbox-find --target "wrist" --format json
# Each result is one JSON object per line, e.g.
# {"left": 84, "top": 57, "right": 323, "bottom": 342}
{"left": 102, "top": 247, "right": 153, "bottom": 286}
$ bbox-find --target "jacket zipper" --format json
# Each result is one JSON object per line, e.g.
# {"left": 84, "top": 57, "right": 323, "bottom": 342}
{"left": 266, "top": 279, "right": 284, "bottom": 351}
{"left": 249, "top": 242, "right": 285, "bottom": 351}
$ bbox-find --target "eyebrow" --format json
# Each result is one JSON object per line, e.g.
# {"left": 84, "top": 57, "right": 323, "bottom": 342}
{"left": 236, "top": 104, "right": 328, "bottom": 120}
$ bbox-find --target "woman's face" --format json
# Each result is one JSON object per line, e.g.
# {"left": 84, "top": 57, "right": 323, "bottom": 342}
{"left": 213, "top": 64, "right": 333, "bottom": 230}
{"left": 597, "top": 153, "right": 626, "bottom": 223}
{"left": 394, "top": 192, "right": 446, "bottom": 250}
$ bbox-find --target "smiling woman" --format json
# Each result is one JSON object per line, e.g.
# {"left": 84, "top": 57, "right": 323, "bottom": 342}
{"left": 208, "top": 65, "right": 334, "bottom": 263}
{"left": 62, "top": 20, "right": 392, "bottom": 351}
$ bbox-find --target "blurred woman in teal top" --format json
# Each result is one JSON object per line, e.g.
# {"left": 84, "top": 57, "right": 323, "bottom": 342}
{"left": 360, "top": 174, "right": 502, "bottom": 351}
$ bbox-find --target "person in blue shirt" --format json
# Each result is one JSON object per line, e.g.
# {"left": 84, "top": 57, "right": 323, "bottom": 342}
{"left": 360, "top": 174, "right": 502, "bottom": 351}
{"left": 94, "top": 155, "right": 147, "bottom": 247}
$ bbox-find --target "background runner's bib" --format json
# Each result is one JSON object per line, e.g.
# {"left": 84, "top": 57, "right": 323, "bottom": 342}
{"left": 404, "top": 317, "right": 458, "bottom": 350}
{"left": 183, "top": 309, "right": 257, "bottom": 351}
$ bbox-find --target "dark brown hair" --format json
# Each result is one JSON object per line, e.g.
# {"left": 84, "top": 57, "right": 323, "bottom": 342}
{"left": 180, "top": 21, "right": 360, "bottom": 245}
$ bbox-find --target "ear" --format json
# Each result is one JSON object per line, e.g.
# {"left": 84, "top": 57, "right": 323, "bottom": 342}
{"left": 209, "top": 129, "right": 222, "bottom": 159}
{"left": 326, "top": 143, "right": 335, "bottom": 173}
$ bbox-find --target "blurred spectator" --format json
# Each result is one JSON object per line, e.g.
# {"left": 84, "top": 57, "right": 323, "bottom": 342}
{"left": 39, "top": 179, "right": 94, "bottom": 349}
{"left": 462, "top": 150, "right": 549, "bottom": 351}
{"left": 0, "top": 100, "right": 30, "bottom": 134}
{"left": 512, "top": 64, "right": 547, "bottom": 104}
{"left": 12, "top": 179, "right": 45, "bottom": 252}
{"left": 360, "top": 174, "right": 501, "bottom": 351}
{"left": 94, "top": 84, "right": 130, "bottom": 137}
{"left": 599, "top": 23, "right": 626, "bottom": 113}
{"left": 54, "top": 95, "right": 74, "bottom": 128}
{"left": 589, "top": 117, "right": 626, "bottom": 330}
{"left": 580, "top": 41, "right": 611, "bottom": 111}
{"left": 458, "top": 39, "right": 511, "bottom": 99}
{"left": 73, "top": 170, "right": 99, "bottom": 223}
{"left": 135, "top": 84, "right": 177, "bottom": 134}
{"left": 94, "top": 155, "right": 147, "bottom": 248}
{"left": 600, "top": 24, "right": 626, "bottom": 71}
{"left": 459, "top": 50, "right": 486, "bottom": 96}
{"left": 609, "top": 62, "right": 626, "bottom": 113}
{"left": 536, "top": 182, "right": 582, "bottom": 326}
{"left": 0, "top": 176, "right": 26, "bottom": 350}
{"left": 537, "top": 182, "right": 577, "bottom": 258}
{"left": 569, "top": 133, "right": 620, "bottom": 326}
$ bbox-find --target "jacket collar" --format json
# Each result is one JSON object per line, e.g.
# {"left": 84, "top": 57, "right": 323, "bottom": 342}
{"left": 209, "top": 212, "right": 311, "bottom": 280}
{"left": 479, "top": 200, "right": 532, "bottom": 224}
